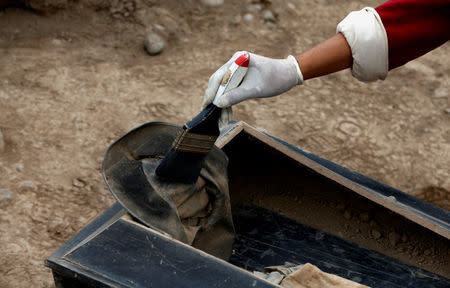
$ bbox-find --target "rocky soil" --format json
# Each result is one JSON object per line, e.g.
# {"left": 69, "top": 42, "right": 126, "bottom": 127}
{"left": 0, "top": 0, "right": 448, "bottom": 286}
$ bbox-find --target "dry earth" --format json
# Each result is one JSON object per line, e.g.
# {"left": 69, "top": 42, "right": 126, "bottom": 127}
{"left": 0, "top": 0, "right": 448, "bottom": 286}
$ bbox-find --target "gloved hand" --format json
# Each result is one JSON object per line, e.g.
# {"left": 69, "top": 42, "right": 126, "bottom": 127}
{"left": 202, "top": 51, "right": 304, "bottom": 109}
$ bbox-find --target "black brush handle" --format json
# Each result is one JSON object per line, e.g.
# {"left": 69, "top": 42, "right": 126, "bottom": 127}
{"left": 184, "top": 104, "right": 221, "bottom": 136}
{"left": 155, "top": 104, "right": 222, "bottom": 183}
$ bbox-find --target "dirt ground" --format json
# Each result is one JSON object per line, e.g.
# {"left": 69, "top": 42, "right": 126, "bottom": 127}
{"left": 0, "top": 0, "right": 448, "bottom": 286}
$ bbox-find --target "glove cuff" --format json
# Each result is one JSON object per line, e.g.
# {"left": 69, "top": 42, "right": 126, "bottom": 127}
{"left": 287, "top": 55, "right": 304, "bottom": 85}
{"left": 336, "top": 7, "right": 388, "bottom": 82}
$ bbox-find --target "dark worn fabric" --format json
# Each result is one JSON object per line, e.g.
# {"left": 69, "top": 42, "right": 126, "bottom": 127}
{"left": 141, "top": 148, "right": 235, "bottom": 260}
{"left": 103, "top": 122, "right": 235, "bottom": 261}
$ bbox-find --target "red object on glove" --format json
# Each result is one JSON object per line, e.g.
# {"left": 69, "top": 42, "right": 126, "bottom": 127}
{"left": 376, "top": 0, "right": 450, "bottom": 70}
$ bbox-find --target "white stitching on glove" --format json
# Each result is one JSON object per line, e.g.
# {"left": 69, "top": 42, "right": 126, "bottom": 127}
{"left": 202, "top": 51, "right": 304, "bottom": 109}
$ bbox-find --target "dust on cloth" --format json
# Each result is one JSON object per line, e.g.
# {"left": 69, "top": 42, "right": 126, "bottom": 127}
{"left": 141, "top": 146, "right": 235, "bottom": 260}
{"left": 255, "top": 262, "right": 370, "bottom": 288}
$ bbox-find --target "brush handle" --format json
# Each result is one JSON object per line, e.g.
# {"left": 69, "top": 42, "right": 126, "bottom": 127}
{"left": 213, "top": 52, "right": 250, "bottom": 106}
{"left": 180, "top": 52, "right": 250, "bottom": 140}
{"left": 184, "top": 104, "right": 221, "bottom": 135}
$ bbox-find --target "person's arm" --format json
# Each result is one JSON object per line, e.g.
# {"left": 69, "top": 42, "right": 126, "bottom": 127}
{"left": 375, "top": 0, "right": 450, "bottom": 70}
{"left": 203, "top": 33, "right": 354, "bottom": 108}
{"left": 203, "top": 1, "right": 449, "bottom": 109}
{"left": 203, "top": 35, "right": 353, "bottom": 109}
{"left": 295, "top": 33, "right": 352, "bottom": 81}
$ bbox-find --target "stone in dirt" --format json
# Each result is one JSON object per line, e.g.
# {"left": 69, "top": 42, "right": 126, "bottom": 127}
{"left": 14, "top": 163, "right": 24, "bottom": 172}
{"left": 343, "top": 210, "right": 352, "bottom": 220}
{"left": 243, "top": 13, "right": 254, "bottom": 23}
{"left": 433, "top": 87, "right": 447, "bottom": 98}
{"left": 359, "top": 212, "right": 370, "bottom": 222}
{"left": 388, "top": 231, "right": 400, "bottom": 247}
{"left": 263, "top": 10, "right": 277, "bottom": 23}
{"left": 371, "top": 229, "right": 382, "bottom": 239}
{"left": 19, "top": 180, "right": 37, "bottom": 191}
{"left": 72, "top": 178, "right": 86, "bottom": 188}
{"left": 144, "top": 33, "right": 165, "bottom": 56}
{"left": 247, "top": 4, "right": 263, "bottom": 13}
{"left": 201, "top": 0, "right": 224, "bottom": 7}
{"left": 401, "top": 233, "right": 408, "bottom": 243}
{"left": 0, "top": 188, "right": 13, "bottom": 200}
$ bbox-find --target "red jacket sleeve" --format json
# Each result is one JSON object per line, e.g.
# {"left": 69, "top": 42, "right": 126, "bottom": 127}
{"left": 375, "top": 0, "right": 450, "bottom": 70}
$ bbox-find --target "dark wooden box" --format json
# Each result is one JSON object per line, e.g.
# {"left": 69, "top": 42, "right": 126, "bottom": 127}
{"left": 46, "top": 122, "right": 450, "bottom": 287}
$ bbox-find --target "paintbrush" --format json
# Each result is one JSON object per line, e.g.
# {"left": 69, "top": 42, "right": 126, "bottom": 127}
{"left": 155, "top": 52, "right": 250, "bottom": 183}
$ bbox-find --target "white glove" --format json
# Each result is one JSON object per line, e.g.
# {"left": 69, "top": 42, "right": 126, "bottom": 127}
{"left": 202, "top": 51, "right": 304, "bottom": 109}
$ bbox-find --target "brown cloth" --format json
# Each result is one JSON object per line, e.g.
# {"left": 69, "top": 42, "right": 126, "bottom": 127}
{"left": 276, "top": 263, "right": 370, "bottom": 288}
{"left": 256, "top": 263, "right": 370, "bottom": 288}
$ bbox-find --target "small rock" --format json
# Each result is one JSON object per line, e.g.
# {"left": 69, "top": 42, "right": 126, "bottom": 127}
{"left": 444, "top": 108, "right": 450, "bottom": 114}
{"left": 243, "top": 13, "right": 254, "bottom": 23}
{"left": 433, "top": 87, "right": 448, "bottom": 98}
{"left": 0, "top": 188, "right": 13, "bottom": 200}
{"left": 401, "top": 233, "right": 408, "bottom": 243}
{"left": 0, "top": 128, "right": 4, "bottom": 153}
{"left": 336, "top": 202, "right": 345, "bottom": 211}
{"left": 143, "top": 33, "right": 165, "bottom": 56}
{"left": 72, "top": 178, "right": 86, "bottom": 188}
{"left": 246, "top": 4, "right": 263, "bottom": 13}
{"left": 51, "top": 38, "right": 63, "bottom": 46}
{"left": 201, "top": 0, "right": 224, "bottom": 7}
{"left": 424, "top": 249, "right": 432, "bottom": 256}
{"left": 231, "top": 14, "right": 241, "bottom": 25}
{"left": 124, "top": 1, "right": 134, "bottom": 11}
{"left": 14, "top": 163, "right": 24, "bottom": 172}
{"left": 355, "top": 228, "right": 361, "bottom": 234}
{"left": 371, "top": 229, "right": 382, "bottom": 239}
{"left": 359, "top": 212, "right": 370, "bottom": 222}
{"left": 154, "top": 24, "right": 165, "bottom": 33}
{"left": 388, "top": 231, "right": 400, "bottom": 247}
{"left": 343, "top": 210, "right": 352, "bottom": 220}
{"left": 262, "top": 10, "right": 277, "bottom": 22}
{"left": 19, "top": 180, "right": 37, "bottom": 191}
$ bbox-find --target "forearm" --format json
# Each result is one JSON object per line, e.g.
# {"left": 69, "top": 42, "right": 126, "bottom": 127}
{"left": 295, "top": 33, "right": 352, "bottom": 81}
